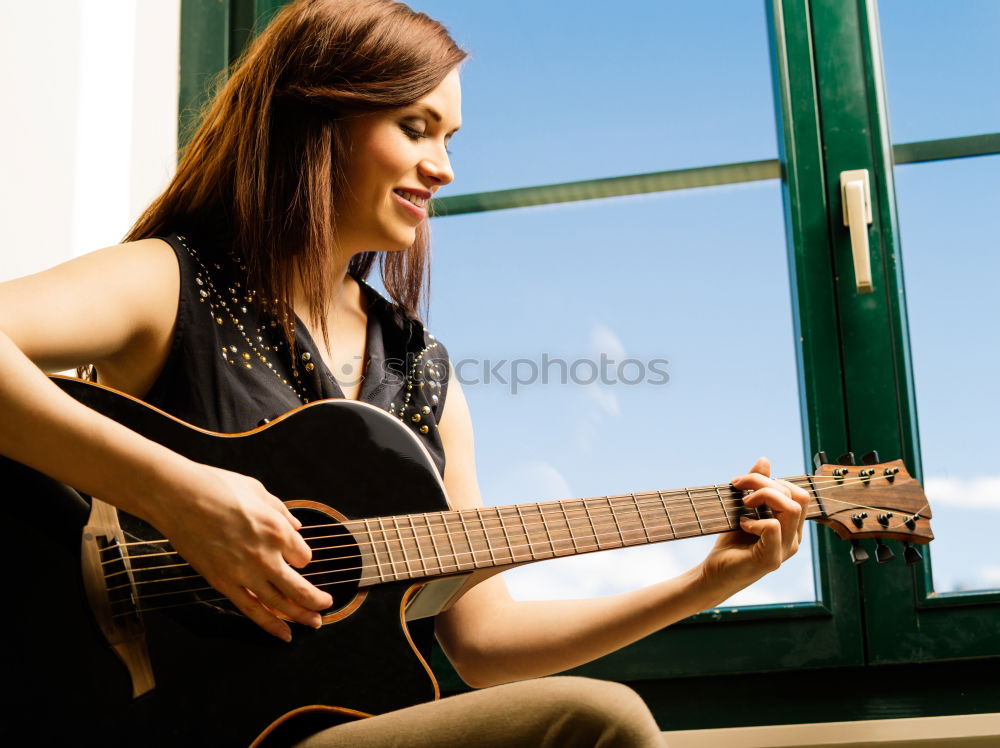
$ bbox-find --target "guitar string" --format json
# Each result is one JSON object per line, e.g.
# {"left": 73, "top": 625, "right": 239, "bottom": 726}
{"left": 100, "top": 474, "right": 915, "bottom": 587}
{"left": 116, "top": 493, "right": 923, "bottom": 602}
{"left": 110, "top": 489, "right": 928, "bottom": 621}
{"left": 100, "top": 473, "right": 872, "bottom": 553}
{"left": 99, "top": 473, "right": 879, "bottom": 582}
{"left": 100, "top": 472, "right": 898, "bottom": 565}
{"left": 104, "top": 488, "right": 884, "bottom": 591}
{"left": 106, "top": 489, "right": 926, "bottom": 609}
{"left": 108, "top": 506, "right": 813, "bottom": 613}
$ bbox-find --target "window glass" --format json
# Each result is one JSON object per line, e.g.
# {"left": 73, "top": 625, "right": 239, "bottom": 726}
{"left": 427, "top": 185, "right": 815, "bottom": 605}
{"left": 893, "top": 155, "right": 1000, "bottom": 593}
{"left": 408, "top": 0, "right": 779, "bottom": 194}
{"left": 879, "top": 0, "right": 1000, "bottom": 144}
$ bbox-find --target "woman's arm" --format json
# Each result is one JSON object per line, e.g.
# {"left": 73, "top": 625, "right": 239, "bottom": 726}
{"left": 0, "top": 241, "right": 331, "bottom": 639}
{"left": 433, "top": 375, "right": 808, "bottom": 688}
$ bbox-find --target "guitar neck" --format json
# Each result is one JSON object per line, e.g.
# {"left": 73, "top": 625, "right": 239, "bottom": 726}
{"left": 350, "top": 476, "right": 824, "bottom": 586}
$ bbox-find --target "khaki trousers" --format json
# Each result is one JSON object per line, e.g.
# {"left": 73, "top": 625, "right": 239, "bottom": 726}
{"left": 294, "top": 676, "right": 666, "bottom": 747}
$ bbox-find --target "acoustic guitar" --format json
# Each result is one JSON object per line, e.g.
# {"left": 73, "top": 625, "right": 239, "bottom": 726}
{"left": 3, "top": 377, "right": 933, "bottom": 746}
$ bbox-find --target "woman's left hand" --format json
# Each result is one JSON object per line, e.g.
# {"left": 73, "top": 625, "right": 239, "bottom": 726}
{"left": 697, "top": 456, "right": 810, "bottom": 602}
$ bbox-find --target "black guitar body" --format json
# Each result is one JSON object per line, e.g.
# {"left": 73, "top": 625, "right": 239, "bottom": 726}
{"left": 3, "top": 379, "right": 446, "bottom": 747}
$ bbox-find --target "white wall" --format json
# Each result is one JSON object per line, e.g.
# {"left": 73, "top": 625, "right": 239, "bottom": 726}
{"left": 0, "top": 0, "right": 180, "bottom": 283}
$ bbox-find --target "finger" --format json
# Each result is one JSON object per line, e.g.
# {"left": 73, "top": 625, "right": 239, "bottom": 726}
{"left": 775, "top": 479, "right": 810, "bottom": 541}
{"left": 280, "top": 526, "right": 314, "bottom": 568}
{"left": 226, "top": 584, "right": 292, "bottom": 642}
{"left": 271, "top": 495, "right": 302, "bottom": 530}
{"left": 777, "top": 479, "right": 809, "bottom": 541}
{"left": 742, "top": 487, "right": 801, "bottom": 555}
{"left": 731, "top": 456, "right": 771, "bottom": 487}
{"left": 742, "top": 486, "right": 799, "bottom": 513}
{"left": 252, "top": 580, "right": 324, "bottom": 629}
{"left": 750, "top": 456, "right": 770, "bottom": 478}
{"left": 273, "top": 563, "right": 334, "bottom": 612}
{"left": 738, "top": 516, "right": 782, "bottom": 571}
{"left": 734, "top": 473, "right": 791, "bottom": 497}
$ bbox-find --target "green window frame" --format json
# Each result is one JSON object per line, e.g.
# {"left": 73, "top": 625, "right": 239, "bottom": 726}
{"left": 179, "top": 0, "right": 1000, "bottom": 729}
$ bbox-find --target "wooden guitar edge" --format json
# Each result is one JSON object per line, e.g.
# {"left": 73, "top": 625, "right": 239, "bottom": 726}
{"left": 249, "top": 583, "right": 440, "bottom": 747}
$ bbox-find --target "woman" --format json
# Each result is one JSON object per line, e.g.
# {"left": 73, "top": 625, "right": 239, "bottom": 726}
{"left": 0, "top": 1, "right": 807, "bottom": 745}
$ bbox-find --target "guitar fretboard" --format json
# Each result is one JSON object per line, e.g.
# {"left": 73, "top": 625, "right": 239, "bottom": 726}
{"left": 347, "top": 478, "right": 823, "bottom": 585}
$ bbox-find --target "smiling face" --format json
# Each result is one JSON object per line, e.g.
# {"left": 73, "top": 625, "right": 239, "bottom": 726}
{"left": 334, "top": 68, "right": 462, "bottom": 256}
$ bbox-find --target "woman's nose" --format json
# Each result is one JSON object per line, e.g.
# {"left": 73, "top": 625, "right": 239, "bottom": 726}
{"left": 420, "top": 152, "right": 454, "bottom": 187}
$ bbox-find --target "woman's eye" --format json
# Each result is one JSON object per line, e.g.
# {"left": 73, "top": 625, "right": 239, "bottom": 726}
{"left": 400, "top": 123, "right": 425, "bottom": 140}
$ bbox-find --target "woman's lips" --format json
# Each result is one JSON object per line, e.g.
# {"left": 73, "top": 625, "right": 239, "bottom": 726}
{"left": 393, "top": 189, "right": 427, "bottom": 219}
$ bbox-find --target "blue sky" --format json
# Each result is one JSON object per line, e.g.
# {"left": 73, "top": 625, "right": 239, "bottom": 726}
{"left": 400, "top": 0, "right": 999, "bottom": 602}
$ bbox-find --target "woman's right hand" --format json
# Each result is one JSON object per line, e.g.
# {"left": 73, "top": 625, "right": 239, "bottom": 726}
{"left": 146, "top": 461, "right": 334, "bottom": 641}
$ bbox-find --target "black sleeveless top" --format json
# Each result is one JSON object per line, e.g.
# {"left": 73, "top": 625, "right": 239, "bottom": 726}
{"left": 139, "top": 232, "right": 449, "bottom": 666}
{"left": 144, "top": 232, "right": 450, "bottom": 475}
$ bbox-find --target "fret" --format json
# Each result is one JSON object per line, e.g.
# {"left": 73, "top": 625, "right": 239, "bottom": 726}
{"left": 686, "top": 488, "right": 704, "bottom": 535}
{"left": 415, "top": 514, "right": 440, "bottom": 577}
{"left": 499, "top": 506, "right": 525, "bottom": 564}
{"left": 495, "top": 506, "right": 516, "bottom": 565}
{"left": 376, "top": 517, "right": 401, "bottom": 579}
{"left": 391, "top": 516, "right": 416, "bottom": 578}
{"left": 606, "top": 496, "right": 626, "bottom": 547}
{"left": 514, "top": 505, "right": 540, "bottom": 560}
{"left": 477, "top": 509, "right": 498, "bottom": 566}
{"left": 714, "top": 485, "right": 735, "bottom": 530}
{"left": 582, "top": 500, "right": 602, "bottom": 550}
{"left": 452, "top": 511, "right": 476, "bottom": 570}
{"left": 536, "top": 504, "right": 560, "bottom": 556}
{"left": 351, "top": 520, "right": 378, "bottom": 585}
{"left": 656, "top": 490, "right": 676, "bottom": 539}
{"left": 548, "top": 502, "right": 575, "bottom": 555}
{"left": 558, "top": 501, "right": 581, "bottom": 552}
{"left": 407, "top": 515, "right": 430, "bottom": 578}
{"left": 437, "top": 512, "right": 460, "bottom": 574}
{"left": 463, "top": 510, "right": 488, "bottom": 568}
{"left": 630, "top": 493, "right": 653, "bottom": 543}
{"left": 382, "top": 518, "right": 407, "bottom": 580}
{"left": 363, "top": 518, "right": 388, "bottom": 582}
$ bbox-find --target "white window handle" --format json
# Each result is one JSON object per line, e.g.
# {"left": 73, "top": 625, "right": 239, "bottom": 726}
{"left": 840, "top": 169, "right": 873, "bottom": 294}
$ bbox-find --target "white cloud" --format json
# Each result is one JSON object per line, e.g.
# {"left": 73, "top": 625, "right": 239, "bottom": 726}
{"left": 924, "top": 476, "right": 1000, "bottom": 509}
{"left": 589, "top": 322, "right": 626, "bottom": 359}
{"left": 571, "top": 322, "right": 627, "bottom": 450}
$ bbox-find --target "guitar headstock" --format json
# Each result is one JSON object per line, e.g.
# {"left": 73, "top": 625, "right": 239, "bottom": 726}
{"left": 811, "top": 451, "right": 933, "bottom": 565}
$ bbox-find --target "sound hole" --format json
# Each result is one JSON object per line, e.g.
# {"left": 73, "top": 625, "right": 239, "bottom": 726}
{"left": 290, "top": 507, "right": 362, "bottom": 616}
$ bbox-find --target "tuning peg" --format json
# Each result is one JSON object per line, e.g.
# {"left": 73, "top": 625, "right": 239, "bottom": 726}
{"left": 903, "top": 542, "right": 923, "bottom": 565}
{"left": 861, "top": 450, "right": 880, "bottom": 465}
{"left": 813, "top": 451, "right": 828, "bottom": 471}
{"left": 875, "top": 540, "right": 894, "bottom": 564}
{"left": 849, "top": 540, "right": 869, "bottom": 565}
{"left": 838, "top": 452, "right": 856, "bottom": 466}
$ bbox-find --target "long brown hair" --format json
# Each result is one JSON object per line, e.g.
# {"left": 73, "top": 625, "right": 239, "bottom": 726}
{"left": 126, "top": 0, "right": 466, "bottom": 345}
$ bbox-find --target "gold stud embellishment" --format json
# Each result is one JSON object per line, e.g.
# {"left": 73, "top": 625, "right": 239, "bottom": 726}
{"left": 419, "top": 425, "right": 429, "bottom": 434}
{"left": 411, "top": 413, "right": 421, "bottom": 423}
